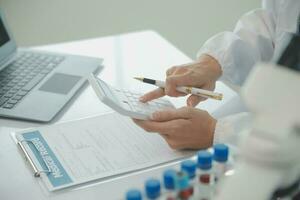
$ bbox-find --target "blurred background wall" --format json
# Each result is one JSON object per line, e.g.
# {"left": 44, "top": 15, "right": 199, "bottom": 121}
{"left": 0, "top": 0, "right": 260, "bottom": 58}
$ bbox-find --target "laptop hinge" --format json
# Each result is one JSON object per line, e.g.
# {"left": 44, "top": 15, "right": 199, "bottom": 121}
{"left": 0, "top": 50, "right": 17, "bottom": 70}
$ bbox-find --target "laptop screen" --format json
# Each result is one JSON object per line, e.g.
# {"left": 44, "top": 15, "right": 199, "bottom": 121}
{"left": 0, "top": 17, "right": 10, "bottom": 47}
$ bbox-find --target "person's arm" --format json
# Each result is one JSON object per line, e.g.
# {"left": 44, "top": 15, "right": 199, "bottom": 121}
{"left": 198, "top": 5, "right": 276, "bottom": 86}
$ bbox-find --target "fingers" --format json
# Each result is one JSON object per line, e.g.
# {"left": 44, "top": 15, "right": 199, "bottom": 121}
{"left": 166, "top": 66, "right": 185, "bottom": 76}
{"left": 139, "top": 88, "right": 165, "bottom": 102}
{"left": 167, "top": 65, "right": 190, "bottom": 76}
{"left": 132, "top": 118, "right": 174, "bottom": 134}
{"left": 140, "top": 66, "right": 186, "bottom": 102}
{"left": 165, "top": 66, "right": 191, "bottom": 97}
{"left": 133, "top": 118, "right": 190, "bottom": 150}
{"left": 151, "top": 107, "right": 194, "bottom": 121}
{"left": 165, "top": 73, "right": 196, "bottom": 96}
{"left": 165, "top": 71, "right": 208, "bottom": 97}
{"left": 186, "top": 95, "right": 206, "bottom": 107}
{"left": 166, "top": 66, "right": 177, "bottom": 76}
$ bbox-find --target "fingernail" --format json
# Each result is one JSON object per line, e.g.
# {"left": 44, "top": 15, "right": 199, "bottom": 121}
{"left": 139, "top": 96, "right": 145, "bottom": 101}
{"left": 150, "top": 113, "right": 155, "bottom": 120}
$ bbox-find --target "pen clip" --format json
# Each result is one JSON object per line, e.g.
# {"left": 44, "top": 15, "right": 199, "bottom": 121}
{"left": 197, "top": 92, "right": 223, "bottom": 101}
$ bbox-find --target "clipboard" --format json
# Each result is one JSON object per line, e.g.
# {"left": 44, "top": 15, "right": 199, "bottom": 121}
{"left": 12, "top": 130, "right": 74, "bottom": 191}
{"left": 17, "top": 139, "right": 52, "bottom": 177}
{"left": 12, "top": 112, "right": 194, "bottom": 192}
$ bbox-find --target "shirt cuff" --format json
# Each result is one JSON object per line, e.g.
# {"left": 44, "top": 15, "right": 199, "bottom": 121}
{"left": 213, "top": 118, "right": 234, "bottom": 145}
{"left": 197, "top": 31, "right": 239, "bottom": 85}
{"left": 212, "top": 112, "right": 253, "bottom": 147}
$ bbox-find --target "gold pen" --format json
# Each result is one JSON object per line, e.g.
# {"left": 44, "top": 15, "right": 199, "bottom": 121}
{"left": 134, "top": 77, "right": 223, "bottom": 101}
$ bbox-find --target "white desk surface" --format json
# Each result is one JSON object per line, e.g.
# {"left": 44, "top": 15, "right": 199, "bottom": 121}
{"left": 0, "top": 30, "right": 238, "bottom": 200}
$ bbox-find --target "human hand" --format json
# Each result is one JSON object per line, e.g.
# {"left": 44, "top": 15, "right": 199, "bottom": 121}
{"left": 132, "top": 107, "right": 216, "bottom": 150}
{"left": 139, "top": 54, "right": 222, "bottom": 107}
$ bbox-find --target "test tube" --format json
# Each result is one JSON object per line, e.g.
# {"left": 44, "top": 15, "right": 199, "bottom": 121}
{"left": 145, "top": 178, "right": 161, "bottom": 199}
{"left": 162, "top": 169, "right": 177, "bottom": 199}
{"left": 213, "top": 144, "right": 229, "bottom": 182}
{"left": 174, "top": 171, "right": 194, "bottom": 200}
{"left": 126, "top": 189, "right": 143, "bottom": 200}
{"left": 181, "top": 160, "right": 197, "bottom": 180}
{"left": 196, "top": 150, "right": 213, "bottom": 200}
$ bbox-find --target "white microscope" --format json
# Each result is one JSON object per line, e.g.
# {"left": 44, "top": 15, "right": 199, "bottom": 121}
{"left": 216, "top": 35, "right": 300, "bottom": 199}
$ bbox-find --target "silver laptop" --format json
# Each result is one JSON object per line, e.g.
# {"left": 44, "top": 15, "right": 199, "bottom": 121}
{"left": 0, "top": 11, "right": 103, "bottom": 122}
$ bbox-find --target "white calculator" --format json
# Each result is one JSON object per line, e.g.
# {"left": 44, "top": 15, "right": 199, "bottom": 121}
{"left": 88, "top": 74, "right": 175, "bottom": 120}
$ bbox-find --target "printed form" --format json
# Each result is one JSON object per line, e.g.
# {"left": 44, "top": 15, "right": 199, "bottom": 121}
{"left": 14, "top": 112, "right": 193, "bottom": 191}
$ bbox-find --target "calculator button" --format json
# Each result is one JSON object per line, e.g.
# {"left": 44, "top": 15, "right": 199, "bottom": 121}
{"left": 131, "top": 107, "right": 138, "bottom": 112}
{"left": 136, "top": 102, "right": 147, "bottom": 108}
{"left": 128, "top": 102, "right": 136, "bottom": 108}
{"left": 148, "top": 101, "right": 157, "bottom": 106}
{"left": 121, "top": 100, "right": 132, "bottom": 110}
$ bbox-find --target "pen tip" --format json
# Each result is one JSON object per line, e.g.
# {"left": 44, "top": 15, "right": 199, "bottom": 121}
{"left": 133, "top": 77, "right": 143, "bottom": 81}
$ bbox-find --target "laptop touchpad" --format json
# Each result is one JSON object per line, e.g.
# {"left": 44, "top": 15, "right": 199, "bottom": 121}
{"left": 39, "top": 73, "right": 81, "bottom": 95}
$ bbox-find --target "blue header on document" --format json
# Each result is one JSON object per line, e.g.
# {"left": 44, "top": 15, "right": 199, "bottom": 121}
{"left": 22, "top": 131, "right": 73, "bottom": 187}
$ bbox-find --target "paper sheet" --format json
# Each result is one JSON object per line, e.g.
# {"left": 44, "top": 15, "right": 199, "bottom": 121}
{"left": 15, "top": 112, "right": 193, "bottom": 191}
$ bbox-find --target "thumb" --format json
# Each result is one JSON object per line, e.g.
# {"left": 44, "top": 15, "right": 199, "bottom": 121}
{"left": 151, "top": 107, "right": 193, "bottom": 122}
{"left": 187, "top": 95, "right": 206, "bottom": 107}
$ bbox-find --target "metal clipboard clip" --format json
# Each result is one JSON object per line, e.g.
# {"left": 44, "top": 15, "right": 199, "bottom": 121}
{"left": 17, "top": 139, "right": 52, "bottom": 177}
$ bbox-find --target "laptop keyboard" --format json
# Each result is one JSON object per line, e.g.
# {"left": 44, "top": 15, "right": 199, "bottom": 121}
{"left": 0, "top": 52, "right": 64, "bottom": 109}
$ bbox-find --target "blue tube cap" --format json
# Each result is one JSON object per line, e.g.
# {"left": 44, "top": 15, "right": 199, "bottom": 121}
{"left": 145, "top": 178, "right": 161, "bottom": 199}
{"left": 163, "top": 169, "right": 176, "bottom": 189}
{"left": 197, "top": 151, "right": 212, "bottom": 170}
{"left": 174, "top": 171, "right": 190, "bottom": 190}
{"left": 213, "top": 144, "right": 229, "bottom": 162}
{"left": 180, "top": 160, "right": 196, "bottom": 179}
{"left": 126, "top": 189, "right": 142, "bottom": 200}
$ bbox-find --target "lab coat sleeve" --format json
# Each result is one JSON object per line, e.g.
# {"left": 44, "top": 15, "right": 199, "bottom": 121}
{"left": 213, "top": 112, "right": 253, "bottom": 147}
{"left": 197, "top": 7, "right": 276, "bottom": 86}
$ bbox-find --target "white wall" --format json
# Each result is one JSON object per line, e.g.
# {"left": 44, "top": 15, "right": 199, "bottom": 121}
{"left": 0, "top": 0, "right": 260, "bottom": 58}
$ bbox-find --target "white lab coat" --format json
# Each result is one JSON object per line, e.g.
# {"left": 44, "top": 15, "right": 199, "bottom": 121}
{"left": 197, "top": 0, "right": 300, "bottom": 146}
